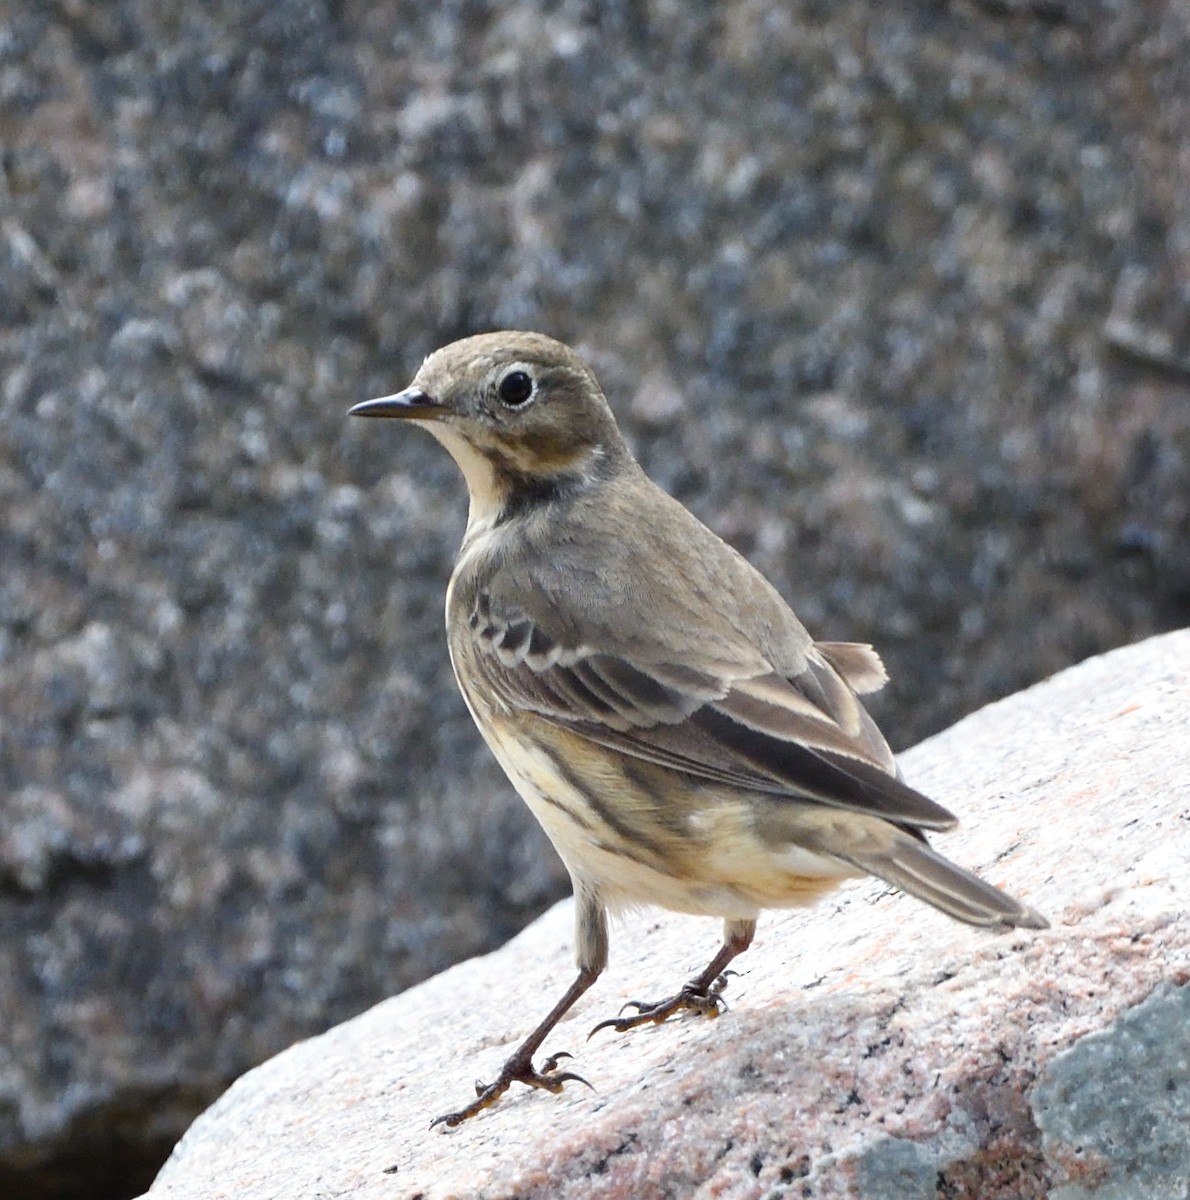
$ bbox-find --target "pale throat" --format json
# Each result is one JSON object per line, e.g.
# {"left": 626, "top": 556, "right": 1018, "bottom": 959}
{"left": 423, "top": 422, "right": 509, "bottom": 540}
{"left": 425, "top": 421, "right": 605, "bottom": 551}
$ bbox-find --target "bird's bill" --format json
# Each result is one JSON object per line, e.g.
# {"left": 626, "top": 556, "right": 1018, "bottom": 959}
{"left": 348, "top": 387, "right": 445, "bottom": 420}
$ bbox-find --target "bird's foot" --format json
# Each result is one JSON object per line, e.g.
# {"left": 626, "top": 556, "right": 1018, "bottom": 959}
{"left": 588, "top": 971, "right": 735, "bottom": 1037}
{"left": 429, "top": 1050, "right": 591, "bottom": 1129}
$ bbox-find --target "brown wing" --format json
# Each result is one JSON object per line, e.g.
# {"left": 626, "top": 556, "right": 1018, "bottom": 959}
{"left": 464, "top": 590, "right": 956, "bottom": 832}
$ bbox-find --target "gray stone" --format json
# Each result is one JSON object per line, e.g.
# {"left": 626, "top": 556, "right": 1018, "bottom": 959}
{"left": 852, "top": 1136, "right": 945, "bottom": 1199}
{"left": 1033, "top": 983, "right": 1190, "bottom": 1200}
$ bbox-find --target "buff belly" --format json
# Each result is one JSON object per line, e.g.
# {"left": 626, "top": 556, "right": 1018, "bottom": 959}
{"left": 477, "top": 711, "right": 859, "bottom": 920}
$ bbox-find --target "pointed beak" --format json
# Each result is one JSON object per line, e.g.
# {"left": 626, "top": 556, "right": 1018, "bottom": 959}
{"left": 348, "top": 387, "right": 446, "bottom": 420}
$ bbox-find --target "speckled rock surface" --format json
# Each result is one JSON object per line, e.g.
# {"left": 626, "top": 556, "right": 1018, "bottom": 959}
{"left": 3, "top": 3, "right": 1190, "bottom": 1197}
{"left": 144, "top": 630, "right": 1190, "bottom": 1200}
{"left": 1033, "top": 983, "right": 1190, "bottom": 1200}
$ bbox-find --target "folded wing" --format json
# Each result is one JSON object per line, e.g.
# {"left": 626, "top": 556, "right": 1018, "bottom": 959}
{"left": 467, "top": 591, "right": 956, "bottom": 832}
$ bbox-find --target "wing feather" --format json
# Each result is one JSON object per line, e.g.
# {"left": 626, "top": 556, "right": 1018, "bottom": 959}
{"left": 816, "top": 641, "right": 888, "bottom": 694}
{"left": 464, "top": 589, "right": 956, "bottom": 832}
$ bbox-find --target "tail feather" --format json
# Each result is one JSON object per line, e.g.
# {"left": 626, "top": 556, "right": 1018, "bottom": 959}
{"left": 854, "top": 836, "right": 1048, "bottom": 930}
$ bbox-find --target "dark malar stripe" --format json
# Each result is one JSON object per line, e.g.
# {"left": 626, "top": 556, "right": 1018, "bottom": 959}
{"left": 491, "top": 459, "right": 581, "bottom": 527}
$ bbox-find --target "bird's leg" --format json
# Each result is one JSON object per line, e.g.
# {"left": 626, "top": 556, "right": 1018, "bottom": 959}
{"left": 429, "top": 967, "right": 598, "bottom": 1128}
{"left": 431, "top": 885, "right": 608, "bottom": 1128}
{"left": 589, "top": 917, "right": 755, "bottom": 1037}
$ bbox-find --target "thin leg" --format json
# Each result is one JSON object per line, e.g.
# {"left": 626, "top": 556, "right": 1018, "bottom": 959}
{"left": 431, "top": 884, "right": 608, "bottom": 1128}
{"left": 589, "top": 916, "right": 756, "bottom": 1037}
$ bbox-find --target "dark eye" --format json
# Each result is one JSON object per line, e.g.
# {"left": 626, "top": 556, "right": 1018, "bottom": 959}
{"left": 498, "top": 370, "right": 534, "bottom": 407}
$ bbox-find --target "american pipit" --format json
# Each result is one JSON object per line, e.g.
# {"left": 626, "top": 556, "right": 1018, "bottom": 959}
{"left": 349, "top": 331, "right": 1046, "bottom": 1128}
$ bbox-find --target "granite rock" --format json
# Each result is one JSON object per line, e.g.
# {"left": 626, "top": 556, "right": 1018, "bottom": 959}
{"left": 144, "top": 630, "right": 1190, "bottom": 1199}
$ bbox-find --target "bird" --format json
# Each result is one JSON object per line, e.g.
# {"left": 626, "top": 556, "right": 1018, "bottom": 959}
{"left": 348, "top": 330, "right": 1046, "bottom": 1128}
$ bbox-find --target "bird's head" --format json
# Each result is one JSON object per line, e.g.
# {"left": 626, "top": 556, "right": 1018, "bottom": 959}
{"left": 350, "top": 331, "right": 632, "bottom": 524}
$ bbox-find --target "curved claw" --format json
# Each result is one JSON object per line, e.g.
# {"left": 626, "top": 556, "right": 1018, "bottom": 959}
{"left": 536, "top": 1068, "right": 594, "bottom": 1094}
{"left": 431, "top": 1078, "right": 510, "bottom": 1129}
{"left": 588, "top": 983, "right": 730, "bottom": 1039}
{"left": 540, "top": 1050, "right": 573, "bottom": 1073}
{"left": 710, "top": 969, "right": 738, "bottom": 994}
{"left": 587, "top": 1013, "right": 628, "bottom": 1039}
{"left": 430, "top": 1049, "right": 590, "bottom": 1129}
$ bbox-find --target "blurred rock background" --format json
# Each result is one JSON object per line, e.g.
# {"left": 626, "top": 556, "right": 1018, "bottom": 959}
{"left": 0, "top": 2, "right": 1187, "bottom": 1197}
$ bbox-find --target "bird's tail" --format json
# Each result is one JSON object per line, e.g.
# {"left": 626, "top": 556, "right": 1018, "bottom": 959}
{"left": 853, "top": 834, "right": 1048, "bottom": 930}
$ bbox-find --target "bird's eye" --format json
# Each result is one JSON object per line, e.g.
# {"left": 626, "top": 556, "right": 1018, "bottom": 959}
{"left": 497, "top": 370, "right": 534, "bottom": 407}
